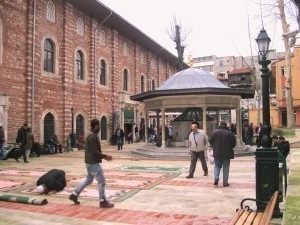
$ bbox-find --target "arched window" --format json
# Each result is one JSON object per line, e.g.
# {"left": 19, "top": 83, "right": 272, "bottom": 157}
{"left": 76, "top": 114, "right": 84, "bottom": 139}
{"left": 141, "top": 75, "right": 145, "bottom": 93}
{"left": 46, "top": 0, "right": 55, "bottom": 22}
{"left": 101, "top": 116, "right": 107, "bottom": 140}
{"left": 76, "top": 51, "right": 84, "bottom": 80}
{"left": 44, "top": 113, "right": 55, "bottom": 142}
{"left": 123, "top": 69, "right": 128, "bottom": 91}
{"left": 100, "top": 59, "right": 106, "bottom": 85}
{"left": 99, "top": 30, "right": 106, "bottom": 46}
{"left": 152, "top": 79, "right": 156, "bottom": 90}
{"left": 77, "top": 17, "right": 84, "bottom": 36}
{"left": 44, "top": 39, "right": 54, "bottom": 73}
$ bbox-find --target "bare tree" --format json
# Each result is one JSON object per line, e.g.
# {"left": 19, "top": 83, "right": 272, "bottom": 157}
{"left": 257, "top": 0, "right": 298, "bottom": 128}
{"left": 167, "top": 16, "right": 191, "bottom": 70}
{"left": 278, "top": 0, "right": 299, "bottom": 128}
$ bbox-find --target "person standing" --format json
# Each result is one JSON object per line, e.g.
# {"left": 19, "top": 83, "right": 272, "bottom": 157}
{"left": 115, "top": 125, "right": 124, "bottom": 150}
{"left": 25, "top": 127, "right": 34, "bottom": 161}
{"left": 246, "top": 123, "right": 254, "bottom": 145}
{"left": 69, "top": 119, "right": 114, "bottom": 208}
{"left": 186, "top": 124, "right": 209, "bottom": 178}
{"left": 256, "top": 122, "right": 262, "bottom": 147}
{"left": 208, "top": 121, "right": 236, "bottom": 187}
{"left": 135, "top": 126, "right": 139, "bottom": 142}
{"left": 148, "top": 125, "right": 154, "bottom": 143}
{"left": 191, "top": 117, "right": 200, "bottom": 128}
{"left": 16, "top": 122, "right": 29, "bottom": 163}
{"left": 51, "top": 134, "right": 62, "bottom": 153}
{"left": 0, "top": 126, "right": 6, "bottom": 160}
{"left": 278, "top": 136, "right": 290, "bottom": 159}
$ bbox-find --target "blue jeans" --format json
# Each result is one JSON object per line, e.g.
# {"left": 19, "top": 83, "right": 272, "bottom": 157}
{"left": 74, "top": 163, "right": 106, "bottom": 200}
{"left": 214, "top": 158, "right": 230, "bottom": 186}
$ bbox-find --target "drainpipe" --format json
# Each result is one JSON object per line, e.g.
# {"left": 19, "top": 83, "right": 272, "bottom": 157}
{"left": 94, "top": 12, "right": 113, "bottom": 118}
{"left": 31, "top": 0, "right": 36, "bottom": 132}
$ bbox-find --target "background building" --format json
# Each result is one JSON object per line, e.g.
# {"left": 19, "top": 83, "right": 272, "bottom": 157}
{"left": 0, "top": 0, "right": 182, "bottom": 146}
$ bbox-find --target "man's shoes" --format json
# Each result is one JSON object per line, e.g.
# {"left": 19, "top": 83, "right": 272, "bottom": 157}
{"left": 15, "top": 158, "right": 20, "bottom": 162}
{"left": 223, "top": 183, "right": 230, "bottom": 187}
{"left": 24, "top": 160, "right": 29, "bottom": 163}
{"left": 204, "top": 172, "right": 208, "bottom": 176}
{"left": 100, "top": 199, "right": 114, "bottom": 208}
{"left": 69, "top": 193, "right": 80, "bottom": 205}
{"left": 186, "top": 175, "right": 193, "bottom": 179}
{"left": 214, "top": 180, "right": 219, "bottom": 187}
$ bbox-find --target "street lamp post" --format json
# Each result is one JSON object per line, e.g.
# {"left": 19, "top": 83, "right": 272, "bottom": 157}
{"left": 255, "top": 28, "right": 280, "bottom": 216}
{"left": 70, "top": 107, "right": 76, "bottom": 148}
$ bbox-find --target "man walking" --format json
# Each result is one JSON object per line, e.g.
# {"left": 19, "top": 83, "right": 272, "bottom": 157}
{"left": 115, "top": 125, "right": 124, "bottom": 150}
{"left": 69, "top": 119, "right": 114, "bottom": 208}
{"left": 16, "top": 122, "right": 29, "bottom": 163}
{"left": 186, "top": 124, "right": 209, "bottom": 178}
{"left": 208, "top": 121, "right": 236, "bottom": 187}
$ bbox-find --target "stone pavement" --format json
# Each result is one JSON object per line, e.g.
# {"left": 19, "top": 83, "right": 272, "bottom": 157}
{"left": 0, "top": 142, "right": 293, "bottom": 225}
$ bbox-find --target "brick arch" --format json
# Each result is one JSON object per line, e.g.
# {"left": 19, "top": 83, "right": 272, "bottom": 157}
{"left": 74, "top": 46, "right": 88, "bottom": 83}
{"left": 98, "top": 57, "right": 110, "bottom": 87}
{"left": 151, "top": 77, "right": 156, "bottom": 90}
{"left": 100, "top": 114, "right": 109, "bottom": 141}
{"left": 41, "top": 34, "right": 60, "bottom": 75}
{"left": 39, "top": 109, "right": 59, "bottom": 143}
{"left": 122, "top": 67, "right": 130, "bottom": 92}
{"left": 74, "top": 111, "right": 87, "bottom": 139}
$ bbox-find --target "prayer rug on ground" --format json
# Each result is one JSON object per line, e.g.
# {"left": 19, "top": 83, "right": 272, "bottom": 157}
{"left": 0, "top": 166, "right": 183, "bottom": 203}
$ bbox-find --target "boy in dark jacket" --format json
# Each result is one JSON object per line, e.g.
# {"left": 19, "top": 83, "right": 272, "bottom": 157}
{"left": 278, "top": 136, "right": 290, "bottom": 158}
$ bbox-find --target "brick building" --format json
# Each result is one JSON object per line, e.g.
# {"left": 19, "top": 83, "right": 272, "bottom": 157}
{"left": 0, "top": 0, "right": 180, "bottom": 146}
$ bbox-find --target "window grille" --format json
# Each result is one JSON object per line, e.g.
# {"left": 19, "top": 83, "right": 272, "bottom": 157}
{"left": 44, "top": 39, "right": 54, "bottom": 72}
{"left": 101, "top": 116, "right": 107, "bottom": 140}
{"left": 76, "top": 51, "right": 83, "bottom": 80}
{"left": 76, "top": 114, "right": 84, "bottom": 139}
{"left": 44, "top": 113, "right": 55, "bottom": 142}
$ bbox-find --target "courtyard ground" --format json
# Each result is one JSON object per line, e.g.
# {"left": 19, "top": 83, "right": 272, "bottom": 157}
{"left": 0, "top": 141, "right": 297, "bottom": 225}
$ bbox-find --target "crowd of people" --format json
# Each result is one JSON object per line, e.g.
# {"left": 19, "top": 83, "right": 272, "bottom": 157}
{"left": 0, "top": 116, "right": 292, "bottom": 210}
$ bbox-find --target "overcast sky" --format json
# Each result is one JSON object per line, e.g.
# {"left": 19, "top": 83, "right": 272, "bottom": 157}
{"left": 100, "top": 0, "right": 297, "bottom": 59}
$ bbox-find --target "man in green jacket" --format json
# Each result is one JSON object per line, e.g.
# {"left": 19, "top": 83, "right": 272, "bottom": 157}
{"left": 69, "top": 119, "right": 114, "bottom": 208}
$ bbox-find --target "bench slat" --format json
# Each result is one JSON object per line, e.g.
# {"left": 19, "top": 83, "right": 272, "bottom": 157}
{"left": 230, "top": 191, "right": 279, "bottom": 225}
{"left": 235, "top": 210, "right": 251, "bottom": 225}
{"left": 244, "top": 212, "right": 259, "bottom": 225}
{"left": 229, "top": 209, "right": 245, "bottom": 225}
{"left": 252, "top": 212, "right": 263, "bottom": 225}
{"left": 259, "top": 191, "right": 278, "bottom": 225}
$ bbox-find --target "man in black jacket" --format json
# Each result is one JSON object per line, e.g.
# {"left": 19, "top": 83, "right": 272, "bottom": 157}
{"left": 209, "top": 121, "right": 236, "bottom": 187}
{"left": 16, "top": 123, "right": 29, "bottom": 163}
{"left": 36, "top": 169, "right": 66, "bottom": 194}
{"left": 69, "top": 119, "right": 114, "bottom": 208}
{"left": 278, "top": 136, "right": 290, "bottom": 158}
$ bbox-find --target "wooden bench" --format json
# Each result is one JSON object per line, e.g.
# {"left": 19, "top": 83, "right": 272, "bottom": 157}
{"left": 229, "top": 191, "right": 279, "bottom": 225}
